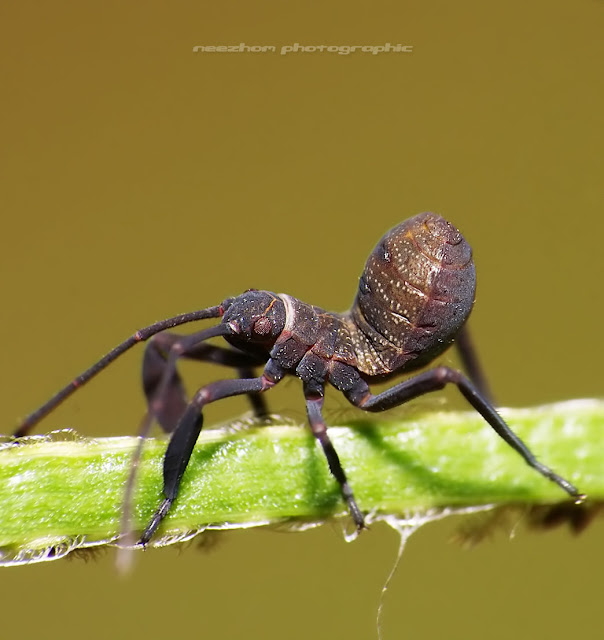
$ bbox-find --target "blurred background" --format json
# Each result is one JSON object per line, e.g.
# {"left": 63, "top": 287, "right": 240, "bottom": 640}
{"left": 1, "top": 1, "right": 603, "bottom": 638}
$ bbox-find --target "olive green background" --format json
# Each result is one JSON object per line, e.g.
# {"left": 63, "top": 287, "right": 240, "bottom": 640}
{"left": 1, "top": 1, "right": 603, "bottom": 638}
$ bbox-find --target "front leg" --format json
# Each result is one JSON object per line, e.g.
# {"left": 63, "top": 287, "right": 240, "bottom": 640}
{"left": 140, "top": 361, "right": 284, "bottom": 546}
{"left": 143, "top": 331, "right": 269, "bottom": 432}
{"left": 344, "top": 366, "right": 583, "bottom": 501}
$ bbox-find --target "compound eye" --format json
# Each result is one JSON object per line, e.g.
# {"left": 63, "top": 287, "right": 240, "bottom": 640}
{"left": 253, "top": 316, "right": 272, "bottom": 335}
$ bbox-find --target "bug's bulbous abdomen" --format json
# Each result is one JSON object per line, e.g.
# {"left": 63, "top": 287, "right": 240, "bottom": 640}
{"left": 351, "top": 212, "right": 475, "bottom": 375}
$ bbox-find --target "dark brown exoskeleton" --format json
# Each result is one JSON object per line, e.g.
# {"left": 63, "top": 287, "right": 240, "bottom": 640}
{"left": 15, "top": 212, "right": 583, "bottom": 544}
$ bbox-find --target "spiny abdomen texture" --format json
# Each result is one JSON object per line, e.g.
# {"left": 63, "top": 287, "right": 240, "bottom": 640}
{"left": 351, "top": 212, "right": 475, "bottom": 375}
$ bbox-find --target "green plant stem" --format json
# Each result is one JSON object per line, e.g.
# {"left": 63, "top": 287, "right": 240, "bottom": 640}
{"left": 1, "top": 399, "right": 602, "bottom": 565}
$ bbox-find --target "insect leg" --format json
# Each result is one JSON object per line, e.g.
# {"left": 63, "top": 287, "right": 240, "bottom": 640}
{"left": 139, "top": 363, "right": 282, "bottom": 545}
{"left": 143, "top": 332, "right": 269, "bottom": 432}
{"left": 236, "top": 366, "right": 270, "bottom": 419}
{"left": 345, "top": 366, "right": 583, "bottom": 501}
{"left": 142, "top": 337, "right": 188, "bottom": 434}
{"left": 304, "top": 384, "right": 365, "bottom": 529}
{"left": 122, "top": 324, "right": 236, "bottom": 545}
{"left": 455, "top": 324, "right": 494, "bottom": 404}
